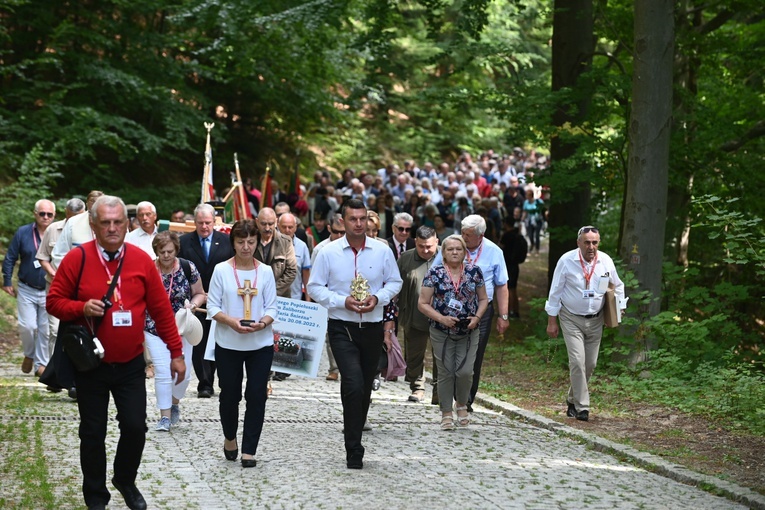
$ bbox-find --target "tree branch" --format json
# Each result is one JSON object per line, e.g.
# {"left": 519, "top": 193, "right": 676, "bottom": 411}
{"left": 720, "top": 120, "right": 765, "bottom": 152}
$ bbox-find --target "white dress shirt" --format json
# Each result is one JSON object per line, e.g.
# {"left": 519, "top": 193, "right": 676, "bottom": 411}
{"left": 125, "top": 227, "right": 158, "bottom": 260}
{"left": 290, "top": 236, "right": 312, "bottom": 300}
{"left": 307, "top": 236, "right": 402, "bottom": 322}
{"left": 51, "top": 212, "right": 94, "bottom": 269}
{"left": 545, "top": 248, "right": 625, "bottom": 317}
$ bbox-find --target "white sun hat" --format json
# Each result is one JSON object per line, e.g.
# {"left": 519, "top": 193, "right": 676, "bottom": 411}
{"left": 175, "top": 306, "right": 203, "bottom": 346}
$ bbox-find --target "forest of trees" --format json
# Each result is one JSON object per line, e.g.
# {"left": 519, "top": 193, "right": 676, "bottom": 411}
{"left": 1, "top": 0, "right": 763, "bottom": 411}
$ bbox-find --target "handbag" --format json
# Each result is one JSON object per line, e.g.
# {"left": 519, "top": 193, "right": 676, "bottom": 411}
{"left": 603, "top": 282, "right": 619, "bottom": 328}
{"left": 60, "top": 323, "right": 104, "bottom": 372}
{"left": 62, "top": 247, "right": 124, "bottom": 371}
{"left": 381, "top": 331, "right": 407, "bottom": 381}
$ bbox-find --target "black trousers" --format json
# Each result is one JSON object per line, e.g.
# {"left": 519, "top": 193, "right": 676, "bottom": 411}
{"left": 469, "top": 304, "right": 494, "bottom": 405}
{"left": 74, "top": 355, "right": 146, "bottom": 508}
{"left": 192, "top": 312, "right": 216, "bottom": 392}
{"left": 216, "top": 344, "right": 273, "bottom": 456}
{"left": 328, "top": 319, "right": 383, "bottom": 456}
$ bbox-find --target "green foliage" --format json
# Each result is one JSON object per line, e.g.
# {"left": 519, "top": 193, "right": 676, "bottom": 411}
{"left": 694, "top": 195, "right": 765, "bottom": 279}
{"left": 0, "top": 144, "right": 62, "bottom": 241}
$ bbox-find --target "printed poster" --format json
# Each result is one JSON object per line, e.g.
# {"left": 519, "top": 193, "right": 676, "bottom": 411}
{"left": 270, "top": 297, "right": 328, "bottom": 378}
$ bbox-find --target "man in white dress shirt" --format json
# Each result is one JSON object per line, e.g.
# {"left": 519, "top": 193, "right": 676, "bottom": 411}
{"left": 125, "top": 201, "right": 158, "bottom": 259}
{"left": 307, "top": 199, "right": 402, "bottom": 469}
{"left": 546, "top": 226, "right": 626, "bottom": 422}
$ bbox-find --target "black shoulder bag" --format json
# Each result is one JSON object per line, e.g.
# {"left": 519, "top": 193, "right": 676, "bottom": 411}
{"left": 61, "top": 248, "right": 125, "bottom": 372}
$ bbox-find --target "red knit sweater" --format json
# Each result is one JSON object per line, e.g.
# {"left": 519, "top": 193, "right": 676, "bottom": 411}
{"left": 47, "top": 241, "right": 183, "bottom": 363}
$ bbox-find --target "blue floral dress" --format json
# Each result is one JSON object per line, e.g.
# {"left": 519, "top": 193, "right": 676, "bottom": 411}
{"left": 422, "top": 264, "right": 484, "bottom": 335}
{"left": 145, "top": 260, "right": 201, "bottom": 336}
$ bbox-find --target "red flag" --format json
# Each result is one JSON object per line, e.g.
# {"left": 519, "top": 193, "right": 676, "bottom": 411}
{"left": 260, "top": 169, "right": 273, "bottom": 209}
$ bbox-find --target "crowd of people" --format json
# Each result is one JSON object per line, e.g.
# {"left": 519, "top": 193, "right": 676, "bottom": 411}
{"left": 1, "top": 148, "right": 628, "bottom": 510}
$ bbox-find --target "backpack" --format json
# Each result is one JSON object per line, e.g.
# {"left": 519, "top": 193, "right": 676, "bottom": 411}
{"left": 178, "top": 257, "right": 193, "bottom": 282}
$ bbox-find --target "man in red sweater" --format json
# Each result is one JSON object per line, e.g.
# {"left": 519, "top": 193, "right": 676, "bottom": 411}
{"left": 47, "top": 195, "right": 185, "bottom": 510}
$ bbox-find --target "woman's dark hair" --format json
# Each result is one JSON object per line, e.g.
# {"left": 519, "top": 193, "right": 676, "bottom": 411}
{"left": 229, "top": 219, "right": 259, "bottom": 248}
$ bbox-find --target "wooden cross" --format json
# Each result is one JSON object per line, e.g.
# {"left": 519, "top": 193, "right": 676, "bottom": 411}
{"left": 237, "top": 279, "right": 258, "bottom": 320}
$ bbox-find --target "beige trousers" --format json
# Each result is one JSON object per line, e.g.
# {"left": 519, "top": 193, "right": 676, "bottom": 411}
{"left": 559, "top": 307, "right": 604, "bottom": 412}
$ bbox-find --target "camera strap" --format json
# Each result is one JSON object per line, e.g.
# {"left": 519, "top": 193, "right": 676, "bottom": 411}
{"left": 84, "top": 245, "right": 126, "bottom": 337}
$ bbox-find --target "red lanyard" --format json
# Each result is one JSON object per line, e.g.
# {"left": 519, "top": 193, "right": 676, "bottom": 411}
{"left": 466, "top": 241, "right": 483, "bottom": 265}
{"left": 578, "top": 251, "right": 598, "bottom": 289}
{"left": 97, "top": 247, "right": 122, "bottom": 307}
{"left": 233, "top": 258, "right": 259, "bottom": 305}
{"left": 351, "top": 237, "right": 367, "bottom": 278}
{"left": 156, "top": 260, "right": 175, "bottom": 298}
{"left": 445, "top": 263, "right": 463, "bottom": 294}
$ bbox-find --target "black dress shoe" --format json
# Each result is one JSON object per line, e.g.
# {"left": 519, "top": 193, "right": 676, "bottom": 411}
{"left": 566, "top": 402, "right": 577, "bottom": 418}
{"left": 68, "top": 387, "right": 77, "bottom": 400}
{"left": 241, "top": 457, "right": 257, "bottom": 468}
{"left": 87, "top": 503, "right": 106, "bottom": 510}
{"left": 198, "top": 388, "right": 213, "bottom": 398}
{"left": 112, "top": 479, "right": 147, "bottom": 510}
{"left": 224, "top": 447, "right": 238, "bottom": 461}
{"left": 466, "top": 403, "right": 473, "bottom": 413}
{"left": 576, "top": 410, "right": 589, "bottom": 422}
{"left": 346, "top": 452, "right": 364, "bottom": 469}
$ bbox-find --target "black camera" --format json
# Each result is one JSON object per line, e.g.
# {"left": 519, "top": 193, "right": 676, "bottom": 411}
{"left": 455, "top": 318, "right": 471, "bottom": 329}
{"left": 239, "top": 319, "right": 257, "bottom": 327}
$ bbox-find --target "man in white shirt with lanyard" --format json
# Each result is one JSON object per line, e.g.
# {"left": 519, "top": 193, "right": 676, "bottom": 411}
{"left": 308, "top": 199, "right": 402, "bottom": 470}
{"left": 431, "top": 214, "right": 510, "bottom": 411}
{"left": 546, "top": 226, "right": 626, "bottom": 422}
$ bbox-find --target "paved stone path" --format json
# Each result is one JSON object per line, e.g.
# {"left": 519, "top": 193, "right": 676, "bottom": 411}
{"left": 3, "top": 353, "right": 760, "bottom": 510}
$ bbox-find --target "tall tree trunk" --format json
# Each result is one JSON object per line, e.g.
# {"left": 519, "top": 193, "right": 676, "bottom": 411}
{"left": 620, "top": 0, "right": 674, "bottom": 355}
{"left": 548, "top": 0, "right": 595, "bottom": 288}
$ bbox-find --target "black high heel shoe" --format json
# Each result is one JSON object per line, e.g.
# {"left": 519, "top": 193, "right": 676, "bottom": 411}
{"left": 224, "top": 440, "right": 238, "bottom": 461}
{"left": 241, "top": 457, "right": 257, "bottom": 468}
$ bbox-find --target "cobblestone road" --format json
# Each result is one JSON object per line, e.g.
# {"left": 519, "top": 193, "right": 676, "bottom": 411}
{"left": 3, "top": 356, "right": 754, "bottom": 510}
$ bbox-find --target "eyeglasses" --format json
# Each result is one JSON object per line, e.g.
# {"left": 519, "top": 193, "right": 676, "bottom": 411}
{"left": 37, "top": 212, "right": 54, "bottom": 218}
{"left": 578, "top": 226, "right": 599, "bottom": 236}
{"left": 331, "top": 229, "right": 345, "bottom": 235}
{"left": 395, "top": 226, "right": 412, "bottom": 233}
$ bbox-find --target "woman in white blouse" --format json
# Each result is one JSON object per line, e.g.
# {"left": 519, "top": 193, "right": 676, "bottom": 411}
{"left": 207, "top": 219, "right": 278, "bottom": 468}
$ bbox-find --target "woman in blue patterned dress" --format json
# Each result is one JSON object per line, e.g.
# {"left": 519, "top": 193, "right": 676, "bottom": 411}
{"left": 419, "top": 234, "right": 488, "bottom": 430}
{"left": 145, "top": 231, "right": 206, "bottom": 431}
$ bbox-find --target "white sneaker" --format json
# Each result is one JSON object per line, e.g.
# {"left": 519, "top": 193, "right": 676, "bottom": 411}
{"left": 155, "top": 416, "right": 171, "bottom": 432}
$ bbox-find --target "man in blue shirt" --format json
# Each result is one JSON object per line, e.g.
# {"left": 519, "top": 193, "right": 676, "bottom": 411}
{"left": 3, "top": 199, "right": 56, "bottom": 376}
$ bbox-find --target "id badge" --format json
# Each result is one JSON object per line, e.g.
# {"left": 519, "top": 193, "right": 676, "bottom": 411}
{"left": 113, "top": 310, "right": 132, "bottom": 327}
{"left": 582, "top": 289, "right": 595, "bottom": 299}
{"left": 33, "top": 260, "right": 41, "bottom": 269}
{"left": 448, "top": 298, "right": 463, "bottom": 312}
{"left": 596, "top": 275, "right": 609, "bottom": 293}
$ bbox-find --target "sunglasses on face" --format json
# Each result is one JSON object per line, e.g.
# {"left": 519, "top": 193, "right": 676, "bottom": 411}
{"left": 395, "top": 226, "right": 411, "bottom": 233}
{"left": 37, "top": 212, "right": 54, "bottom": 218}
{"left": 331, "top": 229, "right": 345, "bottom": 235}
{"left": 578, "top": 226, "right": 599, "bottom": 236}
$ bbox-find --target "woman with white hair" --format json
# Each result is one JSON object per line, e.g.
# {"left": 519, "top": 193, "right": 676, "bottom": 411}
{"left": 418, "top": 234, "right": 488, "bottom": 430}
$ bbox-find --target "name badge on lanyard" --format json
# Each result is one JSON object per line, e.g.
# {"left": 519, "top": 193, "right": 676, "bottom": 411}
{"left": 113, "top": 310, "right": 132, "bottom": 327}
